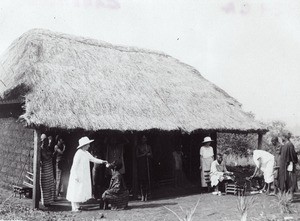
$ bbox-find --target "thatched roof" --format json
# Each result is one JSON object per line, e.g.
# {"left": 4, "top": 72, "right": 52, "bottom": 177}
{"left": 0, "top": 29, "right": 267, "bottom": 133}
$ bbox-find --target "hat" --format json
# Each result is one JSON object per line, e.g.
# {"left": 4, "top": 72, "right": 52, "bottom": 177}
{"left": 202, "top": 136, "right": 213, "bottom": 143}
{"left": 77, "top": 136, "right": 94, "bottom": 149}
{"left": 41, "top": 134, "right": 47, "bottom": 140}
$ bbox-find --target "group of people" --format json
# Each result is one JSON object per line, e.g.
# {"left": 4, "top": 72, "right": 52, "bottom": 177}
{"left": 40, "top": 134, "right": 153, "bottom": 211}
{"left": 40, "top": 134, "right": 66, "bottom": 206}
{"left": 66, "top": 136, "right": 130, "bottom": 212}
{"left": 250, "top": 132, "right": 298, "bottom": 196}
{"left": 40, "top": 132, "right": 298, "bottom": 211}
{"left": 67, "top": 135, "right": 152, "bottom": 211}
{"left": 199, "top": 133, "right": 299, "bottom": 197}
{"left": 199, "top": 136, "right": 234, "bottom": 194}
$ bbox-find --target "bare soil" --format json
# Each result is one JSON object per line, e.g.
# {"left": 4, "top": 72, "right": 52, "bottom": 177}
{"left": 1, "top": 187, "right": 300, "bottom": 221}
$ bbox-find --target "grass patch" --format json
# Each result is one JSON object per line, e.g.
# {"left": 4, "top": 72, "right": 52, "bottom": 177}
{"left": 164, "top": 199, "right": 200, "bottom": 221}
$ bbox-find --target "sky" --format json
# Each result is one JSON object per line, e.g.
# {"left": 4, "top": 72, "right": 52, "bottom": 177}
{"left": 0, "top": 0, "right": 299, "bottom": 135}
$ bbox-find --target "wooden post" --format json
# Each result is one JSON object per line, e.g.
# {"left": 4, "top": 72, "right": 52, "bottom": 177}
{"left": 258, "top": 133, "right": 263, "bottom": 149}
{"left": 132, "top": 133, "right": 138, "bottom": 199}
{"left": 32, "top": 129, "right": 41, "bottom": 209}
{"left": 211, "top": 131, "right": 217, "bottom": 160}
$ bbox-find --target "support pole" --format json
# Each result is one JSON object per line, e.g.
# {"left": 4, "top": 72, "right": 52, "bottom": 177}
{"left": 211, "top": 131, "right": 217, "bottom": 160}
{"left": 132, "top": 133, "right": 138, "bottom": 199}
{"left": 258, "top": 133, "right": 263, "bottom": 149}
{"left": 32, "top": 129, "right": 41, "bottom": 209}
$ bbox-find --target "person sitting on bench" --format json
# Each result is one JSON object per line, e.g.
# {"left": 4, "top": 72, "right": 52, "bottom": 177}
{"left": 102, "top": 161, "right": 129, "bottom": 210}
{"left": 210, "top": 154, "right": 234, "bottom": 194}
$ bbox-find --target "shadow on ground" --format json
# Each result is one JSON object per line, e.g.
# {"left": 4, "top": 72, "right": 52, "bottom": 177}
{"left": 128, "top": 202, "right": 177, "bottom": 209}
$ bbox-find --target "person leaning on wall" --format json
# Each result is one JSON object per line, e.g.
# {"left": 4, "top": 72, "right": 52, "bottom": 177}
{"left": 40, "top": 134, "right": 55, "bottom": 207}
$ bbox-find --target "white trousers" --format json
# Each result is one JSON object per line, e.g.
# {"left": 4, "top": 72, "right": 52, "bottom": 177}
{"left": 71, "top": 202, "right": 80, "bottom": 211}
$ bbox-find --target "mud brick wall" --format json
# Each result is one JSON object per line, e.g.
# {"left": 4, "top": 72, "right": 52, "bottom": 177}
{"left": 0, "top": 118, "right": 34, "bottom": 189}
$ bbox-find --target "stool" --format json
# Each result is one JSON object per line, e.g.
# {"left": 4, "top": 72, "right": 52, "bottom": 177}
{"left": 13, "top": 185, "right": 32, "bottom": 199}
{"left": 225, "top": 182, "right": 245, "bottom": 196}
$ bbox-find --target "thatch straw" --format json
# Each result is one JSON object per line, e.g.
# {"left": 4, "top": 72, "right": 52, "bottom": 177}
{"left": 0, "top": 29, "right": 267, "bottom": 133}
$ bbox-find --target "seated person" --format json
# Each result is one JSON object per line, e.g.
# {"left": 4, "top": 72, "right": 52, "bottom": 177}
{"left": 210, "top": 154, "right": 234, "bottom": 193}
{"left": 102, "top": 161, "right": 128, "bottom": 210}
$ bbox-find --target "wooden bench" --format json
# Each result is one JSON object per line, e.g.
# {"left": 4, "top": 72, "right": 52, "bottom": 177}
{"left": 13, "top": 171, "right": 33, "bottom": 199}
{"left": 13, "top": 185, "right": 32, "bottom": 199}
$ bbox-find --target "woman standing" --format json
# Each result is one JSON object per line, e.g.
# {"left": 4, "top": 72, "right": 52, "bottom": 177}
{"left": 66, "top": 136, "right": 108, "bottom": 212}
{"left": 54, "top": 136, "right": 66, "bottom": 197}
{"left": 136, "top": 135, "right": 152, "bottom": 201}
{"left": 199, "top": 137, "right": 214, "bottom": 188}
{"left": 40, "top": 134, "right": 55, "bottom": 207}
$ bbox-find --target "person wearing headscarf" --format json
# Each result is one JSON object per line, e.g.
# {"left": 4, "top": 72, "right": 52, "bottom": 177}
{"left": 66, "top": 136, "right": 108, "bottom": 212}
{"left": 278, "top": 132, "right": 298, "bottom": 195}
{"left": 40, "top": 134, "right": 55, "bottom": 207}
{"left": 199, "top": 137, "right": 214, "bottom": 188}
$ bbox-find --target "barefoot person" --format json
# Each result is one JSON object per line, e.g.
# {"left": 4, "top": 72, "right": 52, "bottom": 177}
{"left": 53, "top": 135, "right": 66, "bottom": 198}
{"left": 40, "top": 134, "right": 55, "bottom": 207}
{"left": 102, "top": 161, "right": 129, "bottom": 210}
{"left": 271, "top": 136, "right": 281, "bottom": 194}
{"left": 136, "top": 135, "right": 152, "bottom": 201}
{"left": 278, "top": 132, "right": 298, "bottom": 195}
{"left": 250, "top": 149, "right": 275, "bottom": 194}
{"left": 66, "top": 136, "right": 108, "bottom": 212}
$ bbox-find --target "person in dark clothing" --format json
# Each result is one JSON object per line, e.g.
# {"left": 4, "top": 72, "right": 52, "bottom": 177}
{"left": 54, "top": 135, "right": 66, "bottom": 197}
{"left": 40, "top": 134, "right": 55, "bottom": 206}
{"left": 278, "top": 132, "right": 298, "bottom": 196}
{"left": 48, "top": 135, "right": 56, "bottom": 179}
{"left": 136, "top": 135, "right": 152, "bottom": 201}
{"left": 102, "top": 161, "right": 128, "bottom": 210}
{"left": 271, "top": 136, "right": 281, "bottom": 194}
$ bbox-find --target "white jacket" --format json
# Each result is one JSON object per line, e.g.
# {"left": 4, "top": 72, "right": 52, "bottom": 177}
{"left": 66, "top": 149, "right": 105, "bottom": 202}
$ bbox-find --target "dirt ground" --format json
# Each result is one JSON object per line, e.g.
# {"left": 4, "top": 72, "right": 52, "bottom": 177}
{"left": 1, "top": 187, "right": 300, "bottom": 221}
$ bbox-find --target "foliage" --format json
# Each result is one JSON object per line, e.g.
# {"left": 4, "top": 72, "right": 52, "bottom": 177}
{"left": 164, "top": 199, "right": 200, "bottom": 221}
{"left": 274, "top": 191, "right": 293, "bottom": 214}
{"left": 266, "top": 121, "right": 287, "bottom": 139}
{"left": 217, "top": 120, "right": 300, "bottom": 161}
{"left": 217, "top": 133, "right": 257, "bottom": 158}
{"left": 236, "top": 195, "right": 256, "bottom": 221}
{"left": 224, "top": 154, "right": 253, "bottom": 167}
